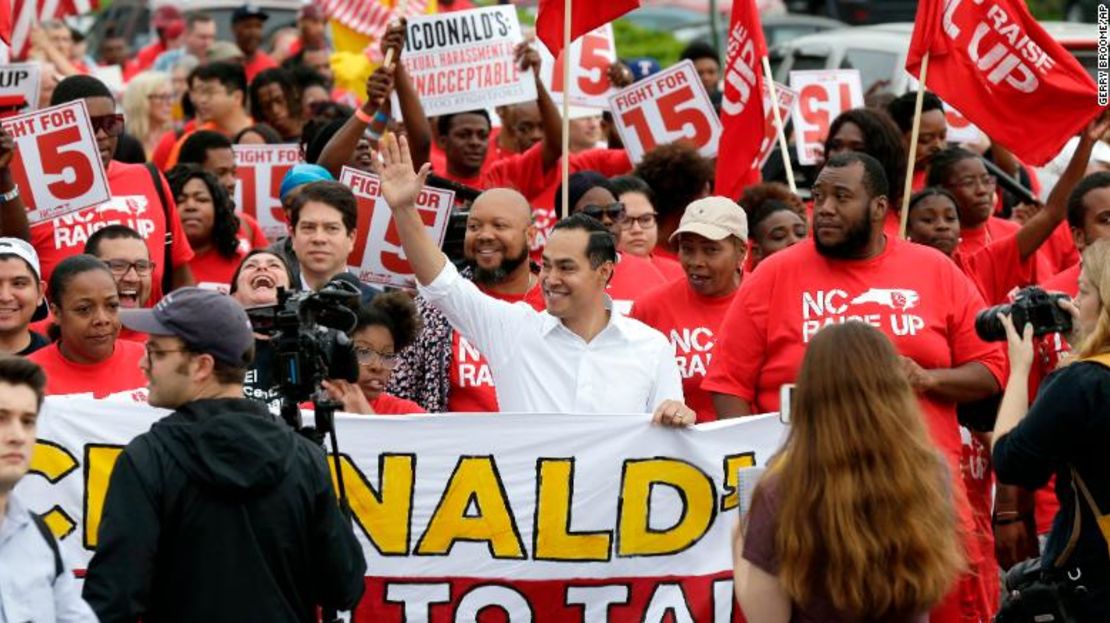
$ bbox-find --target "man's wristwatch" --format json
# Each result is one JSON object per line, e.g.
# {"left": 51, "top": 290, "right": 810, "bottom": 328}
{"left": 0, "top": 185, "right": 19, "bottom": 203}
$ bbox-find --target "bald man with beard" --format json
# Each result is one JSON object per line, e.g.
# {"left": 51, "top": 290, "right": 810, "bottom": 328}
{"left": 388, "top": 188, "right": 548, "bottom": 412}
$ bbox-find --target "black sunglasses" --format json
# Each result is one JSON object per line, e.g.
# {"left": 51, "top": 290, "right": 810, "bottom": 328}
{"left": 89, "top": 113, "right": 125, "bottom": 137}
{"left": 580, "top": 202, "right": 626, "bottom": 221}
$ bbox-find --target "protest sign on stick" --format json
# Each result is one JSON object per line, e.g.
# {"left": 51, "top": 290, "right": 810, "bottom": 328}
{"left": 341, "top": 166, "right": 454, "bottom": 288}
{"left": 539, "top": 23, "right": 618, "bottom": 109}
{"left": 608, "top": 60, "right": 722, "bottom": 165}
{"left": 788, "top": 69, "right": 863, "bottom": 166}
{"left": 2, "top": 100, "right": 111, "bottom": 225}
{"left": 402, "top": 6, "right": 537, "bottom": 117}
{"left": 233, "top": 144, "right": 302, "bottom": 242}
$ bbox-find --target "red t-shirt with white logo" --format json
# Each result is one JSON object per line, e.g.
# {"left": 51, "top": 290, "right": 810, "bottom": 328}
{"left": 629, "top": 277, "right": 736, "bottom": 423}
{"left": 31, "top": 161, "right": 195, "bottom": 301}
{"left": 28, "top": 339, "right": 148, "bottom": 397}
{"left": 446, "top": 282, "right": 546, "bottom": 413}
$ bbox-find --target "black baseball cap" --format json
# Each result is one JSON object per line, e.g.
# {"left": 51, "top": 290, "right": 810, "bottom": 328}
{"left": 120, "top": 288, "right": 254, "bottom": 366}
{"left": 232, "top": 4, "right": 270, "bottom": 23}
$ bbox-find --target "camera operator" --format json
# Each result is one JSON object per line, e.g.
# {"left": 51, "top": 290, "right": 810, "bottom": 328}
{"left": 992, "top": 239, "right": 1110, "bottom": 620}
{"left": 83, "top": 288, "right": 366, "bottom": 622}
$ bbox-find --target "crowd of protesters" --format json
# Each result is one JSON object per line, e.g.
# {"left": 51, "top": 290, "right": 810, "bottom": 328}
{"left": 0, "top": 2, "right": 1107, "bottom": 622}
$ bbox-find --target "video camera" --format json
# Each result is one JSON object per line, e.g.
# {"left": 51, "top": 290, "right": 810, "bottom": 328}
{"left": 975, "top": 286, "right": 1072, "bottom": 343}
{"left": 244, "top": 275, "right": 362, "bottom": 433}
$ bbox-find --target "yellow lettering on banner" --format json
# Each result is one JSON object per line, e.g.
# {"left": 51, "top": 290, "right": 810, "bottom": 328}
{"left": 28, "top": 440, "right": 79, "bottom": 538}
{"left": 415, "top": 456, "right": 525, "bottom": 559}
{"left": 330, "top": 454, "right": 415, "bottom": 556}
{"left": 719, "top": 452, "right": 756, "bottom": 512}
{"left": 617, "top": 459, "right": 716, "bottom": 557}
{"left": 533, "top": 458, "right": 612, "bottom": 561}
{"left": 84, "top": 445, "right": 124, "bottom": 549}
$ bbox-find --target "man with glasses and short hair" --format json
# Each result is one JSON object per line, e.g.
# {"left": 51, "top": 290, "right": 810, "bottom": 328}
{"left": 84, "top": 288, "right": 366, "bottom": 621}
{"left": 85, "top": 225, "right": 155, "bottom": 341}
{"left": 32, "top": 75, "right": 194, "bottom": 299}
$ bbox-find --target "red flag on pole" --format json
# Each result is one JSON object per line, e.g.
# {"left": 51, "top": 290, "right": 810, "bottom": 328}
{"left": 535, "top": 0, "right": 639, "bottom": 57}
{"left": 906, "top": 0, "right": 1101, "bottom": 166}
{"left": 714, "top": 0, "right": 768, "bottom": 201}
{"left": 0, "top": 0, "right": 11, "bottom": 46}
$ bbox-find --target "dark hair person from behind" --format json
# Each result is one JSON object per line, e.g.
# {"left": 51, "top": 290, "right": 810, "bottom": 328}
{"left": 992, "top": 239, "right": 1110, "bottom": 619}
{"left": 734, "top": 322, "right": 962, "bottom": 622}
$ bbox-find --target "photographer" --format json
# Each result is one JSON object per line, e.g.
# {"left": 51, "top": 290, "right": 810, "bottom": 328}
{"left": 83, "top": 288, "right": 366, "bottom": 622}
{"left": 992, "top": 239, "right": 1110, "bottom": 620}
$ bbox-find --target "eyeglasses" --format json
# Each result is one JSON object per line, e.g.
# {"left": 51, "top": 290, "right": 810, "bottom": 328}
{"left": 952, "top": 175, "right": 996, "bottom": 191}
{"left": 355, "top": 348, "right": 400, "bottom": 368}
{"left": 619, "top": 212, "right": 658, "bottom": 230}
{"left": 144, "top": 344, "right": 189, "bottom": 365}
{"left": 580, "top": 202, "right": 626, "bottom": 222}
{"left": 106, "top": 259, "right": 156, "bottom": 275}
{"left": 89, "top": 113, "right": 125, "bottom": 137}
{"left": 147, "top": 93, "right": 175, "bottom": 103}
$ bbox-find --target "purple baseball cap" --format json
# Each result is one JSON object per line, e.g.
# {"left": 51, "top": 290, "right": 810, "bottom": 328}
{"left": 120, "top": 288, "right": 254, "bottom": 366}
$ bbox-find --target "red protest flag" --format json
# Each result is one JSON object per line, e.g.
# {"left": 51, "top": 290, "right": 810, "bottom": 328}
{"left": 906, "top": 0, "right": 1101, "bottom": 166}
{"left": 0, "top": 0, "right": 11, "bottom": 47}
{"left": 535, "top": 0, "right": 639, "bottom": 57}
{"left": 715, "top": 0, "right": 769, "bottom": 201}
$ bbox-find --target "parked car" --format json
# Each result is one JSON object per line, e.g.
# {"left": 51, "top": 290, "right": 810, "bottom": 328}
{"left": 673, "top": 13, "right": 847, "bottom": 47}
{"left": 784, "top": 0, "right": 917, "bottom": 24}
{"left": 769, "top": 20, "right": 1100, "bottom": 96}
{"left": 87, "top": 0, "right": 300, "bottom": 62}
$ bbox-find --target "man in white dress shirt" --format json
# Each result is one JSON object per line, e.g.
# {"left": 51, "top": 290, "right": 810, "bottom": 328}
{"left": 376, "top": 134, "right": 695, "bottom": 425}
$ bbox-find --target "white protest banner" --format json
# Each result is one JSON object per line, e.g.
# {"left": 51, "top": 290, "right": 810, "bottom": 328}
{"left": 539, "top": 24, "right": 618, "bottom": 109}
{"left": 340, "top": 166, "right": 454, "bottom": 288}
{"left": 19, "top": 397, "right": 787, "bottom": 621}
{"left": 609, "top": 60, "right": 723, "bottom": 165}
{"left": 0, "top": 63, "right": 41, "bottom": 118}
{"left": 3, "top": 100, "right": 111, "bottom": 224}
{"left": 758, "top": 81, "right": 798, "bottom": 169}
{"left": 789, "top": 69, "right": 864, "bottom": 166}
{"left": 402, "top": 6, "right": 537, "bottom": 117}
{"left": 233, "top": 144, "right": 301, "bottom": 242}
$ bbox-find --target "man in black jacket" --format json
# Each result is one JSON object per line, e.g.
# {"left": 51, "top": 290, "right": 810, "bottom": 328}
{"left": 83, "top": 288, "right": 366, "bottom": 622}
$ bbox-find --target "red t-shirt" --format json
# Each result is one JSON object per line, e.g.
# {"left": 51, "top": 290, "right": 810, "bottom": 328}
{"left": 430, "top": 127, "right": 504, "bottom": 183}
{"left": 960, "top": 216, "right": 1052, "bottom": 282}
{"left": 607, "top": 252, "right": 675, "bottom": 316}
{"left": 189, "top": 213, "right": 269, "bottom": 293}
{"left": 446, "top": 283, "right": 545, "bottom": 413}
{"left": 953, "top": 233, "right": 1035, "bottom": 305}
{"left": 243, "top": 51, "right": 278, "bottom": 83}
{"left": 648, "top": 253, "right": 684, "bottom": 281}
{"left": 1041, "top": 220, "right": 1080, "bottom": 276}
{"left": 134, "top": 41, "right": 169, "bottom": 73}
{"left": 28, "top": 339, "right": 147, "bottom": 397}
{"left": 31, "top": 161, "right": 195, "bottom": 302}
{"left": 371, "top": 393, "right": 426, "bottom": 415}
{"left": 629, "top": 277, "right": 737, "bottom": 423}
{"left": 702, "top": 236, "right": 1003, "bottom": 620}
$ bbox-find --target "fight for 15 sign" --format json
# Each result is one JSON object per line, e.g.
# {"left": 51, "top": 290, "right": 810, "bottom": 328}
{"left": 608, "top": 60, "right": 723, "bottom": 165}
{"left": 2, "top": 100, "right": 111, "bottom": 224}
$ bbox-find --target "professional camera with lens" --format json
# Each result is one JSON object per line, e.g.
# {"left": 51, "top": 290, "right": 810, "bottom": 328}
{"left": 975, "top": 286, "right": 1072, "bottom": 343}
{"left": 244, "top": 275, "right": 362, "bottom": 430}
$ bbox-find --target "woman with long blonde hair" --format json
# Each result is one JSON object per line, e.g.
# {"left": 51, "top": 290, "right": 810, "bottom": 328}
{"left": 734, "top": 321, "right": 964, "bottom": 622}
{"left": 993, "top": 238, "right": 1110, "bottom": 619}
{"left": 122, "top": 71, "right": 175, "bottom": 160}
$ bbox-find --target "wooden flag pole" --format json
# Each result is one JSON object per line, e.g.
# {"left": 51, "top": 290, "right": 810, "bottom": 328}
{"left": 559, "top": 0, "right": 572, "bottom": 220}
{"left": 762, "top": 57, "right": 795, "bottom": 194}
{"left": 382, "top": 0, "right": 410, "bottom": 67}
{"left": 899, "top": 52, "right": 929, "bottom": 239}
